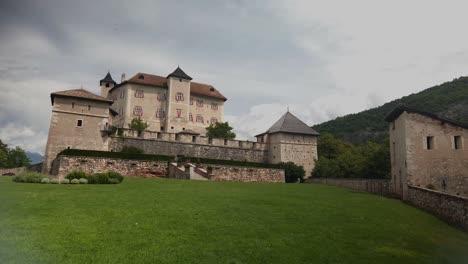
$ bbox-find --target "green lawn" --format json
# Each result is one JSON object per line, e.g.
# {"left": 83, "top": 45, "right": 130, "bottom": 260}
{"left": 1, "top": 177, "right": 467, "bottom": 264}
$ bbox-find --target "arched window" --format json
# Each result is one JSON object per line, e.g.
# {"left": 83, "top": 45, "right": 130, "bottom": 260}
{"left": 135, "top": 90, "right": 144, "bottom": 98}
{"left": 211, "top": 103, "right": 218, "bottom": 110}
{"left": 210, "top": 118, "right": 217, "bottom": 124}
{"left": 196, "top": 115, "right": 204, "bottom": 123}
{"left": 156, "top": 109, "right": 165, "bottom": 118}
{"left": 196, "top": 99, "right": 204, "bottom": 107}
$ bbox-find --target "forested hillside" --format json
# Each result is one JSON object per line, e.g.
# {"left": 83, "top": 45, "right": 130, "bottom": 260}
{"left": 313, "top": 76, "right": 468, "bottom": 144}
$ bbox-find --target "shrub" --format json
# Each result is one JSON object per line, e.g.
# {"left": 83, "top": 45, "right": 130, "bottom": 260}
{"left": 106, "top": 171, "right": 124, "bottom": 183}
{"left": 109, "top": 178, "right": 120, "bottom": 184}
{"left": 120, "top": 146, "right": 144, "bottom": 154}
{"left": 50, "top": 179, "right": 59, "bottom": 184}
{"left": 278, "top": 162, "right": 305, "bottom": 183}
{"left": 79, "top": 178, "right": 88, "bottom": 184}
{"left": 94, "top": 173, "right": 109, "bottom": 184}
{"left": 60, "top": 179, "right": 70, "bottom": 184}
{"left": 70, "top": 179, "right": 80, "bottom": 184}
{"left": 86, "top": 174, "right": 97, "bottom": 184}
{"left": 12, "top": 172, "right": 48, "bottom": 183}
{"left": 41, "top": 178, "right": 50, "bottom": 184}
{"left": 66, "top": 170, "right": 87, "bottom": 180}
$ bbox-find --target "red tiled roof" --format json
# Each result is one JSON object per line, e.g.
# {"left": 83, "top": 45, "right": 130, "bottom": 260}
{"left": 125, "top": 72, "right": 227, "bottom": 101}
{"left": 51, "top": 89, "right": 113, "bottom": 104}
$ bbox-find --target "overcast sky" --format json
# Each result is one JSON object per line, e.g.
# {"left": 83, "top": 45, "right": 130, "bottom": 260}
{"left": 2, "top": 0, "right": 468, "bottom": 154}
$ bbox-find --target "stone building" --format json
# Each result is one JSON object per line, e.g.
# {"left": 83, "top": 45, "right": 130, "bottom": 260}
{"left": 102, "top": 67, "right": 227, "bottom": 135}
{"left": 255, "top": 111, "right": 320, "bottom": 177}
{"left": 42, "top": 89, "right": 114, "bottom": 173}
{"left": 385, "top": 105, "right": 468, "bottom": 198}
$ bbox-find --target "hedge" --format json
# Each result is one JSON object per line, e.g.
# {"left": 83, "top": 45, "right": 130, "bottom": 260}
{"left": 58, "top": 149, "right": 282, "bottom": 169}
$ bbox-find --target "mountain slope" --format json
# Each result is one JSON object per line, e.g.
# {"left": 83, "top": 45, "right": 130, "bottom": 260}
{"left": 313, "top": 76, "right": 468, "bottom": 144}
{"left": 26, "top": 151, "right": 44, "bottom": 164}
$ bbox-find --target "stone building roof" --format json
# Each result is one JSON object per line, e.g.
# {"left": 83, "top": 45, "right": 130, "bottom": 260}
{"left": 167, "top": 66, "right": 193, "bottom": 80}
{"left": 256, "top": 111, "right": 320, "bottom": 137}
{"left": 110, "top": 72, "right": 227, "bottom": 101}
{"left": 385, "top": 105, "right": 468, "bottom": 129}
{"left": 100, "top": 72, "right": 116, "bottom": 85}
{"left": 51, "top": 89, "right": 114, "bottom": 105}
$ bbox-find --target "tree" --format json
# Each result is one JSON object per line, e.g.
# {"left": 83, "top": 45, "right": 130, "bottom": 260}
{"left": 128, "top": 117, "right": 149, "bottom": 136}
{"left": 0, "top": 140, "right": 31, "bottom": 168}
{"left": 206, "top": 122, "right": 236, "bottom": 139}
{"left": 278, "top": 162, "right": 305, "bottom": 183}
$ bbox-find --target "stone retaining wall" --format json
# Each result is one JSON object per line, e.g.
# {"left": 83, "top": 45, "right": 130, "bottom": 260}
{"left": 202, "top": 164, "right": 285, "bottom": 183}
{"left": 167, "top": 163, "right": 190, "bottom": 180}
{"left": 53, "top": 156, "right": 168, "bottom": 178}
{"left": 0, "top": 167, "right": 27, "bottom": 176}
{"left": 306, "top": 178, "right": 392, "bottom": 196}
{"left": 407, "top": 185, "right": 468, "bottom": 231}
{"left": 110, "top": 137, "right": 268, "bottom": 163}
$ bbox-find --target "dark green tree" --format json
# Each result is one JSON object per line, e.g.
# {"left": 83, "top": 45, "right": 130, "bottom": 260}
{"left": 0, "top": 140, "right": 8, "bottom": 168}
{"left": 206, "top": 122, "right": 236, "bottom": 139}
{"left": 278, "top": 162, "right": 305, "bottom": 183}
{"left": 0, "top": 140, "right": 31, "bottom": 168}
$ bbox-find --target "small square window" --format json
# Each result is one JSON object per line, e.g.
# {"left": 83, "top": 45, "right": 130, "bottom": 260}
{"left": 454, "top": 136, "right": 462, "bottom": 150}
{"left": 175, "top": 92, "right": 184, "bottom": 101}
{"left": 426, "top": 136, "right": 434, "bottom": 150}
{"left": 77, "top": 120, "right": 83, "bottom": 127}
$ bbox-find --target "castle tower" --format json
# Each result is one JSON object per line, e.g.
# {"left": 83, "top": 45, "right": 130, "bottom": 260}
{"left": 42, "top": 89, "right": 113, "bottom": 175}
{"left": 165, "top": 66, "right": 192, "bottom": 132}
{"left": 256, "top": 111, "right": 320, "bottom": 178}
{"left": 100, "top": 72, "right": 116, "bottom": 98}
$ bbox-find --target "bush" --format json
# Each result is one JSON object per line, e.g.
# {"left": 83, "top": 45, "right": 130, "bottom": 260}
{"left": 86, "top": 174, "right": 97, "bottom": 184}
{"left": 120, "top": 146, "right": 144, "bottom": 154}
{"left": 94, "top": 173, "right": 110, "bottom": 184}
{"left": 278, "top": 162, "right": 305, "bottom": 183}
{"left": 12, "top": 172, "right": 49, "bottom": 183}
{"left": 79, "top": 178, "right": 88, "bottom": 184}
{"left": 70, "top": 179, "right": 80, "bottom": 184}
{"left": 60, "top": 179, "right": 70, "bottom": 184}
{"left": 109, "top": 178, "right": 120, "bottom": 184}
{"left": 41, "top": 178, "right": 50, "bottom": 184}
{"left": 66, "top": 170, "right": 87, "bottom": 180}
{"left": 106, "top": 171, "right": 124, "bottom": 183}
{"left": 50, "top": 178, "right": 59, "bottom": 184}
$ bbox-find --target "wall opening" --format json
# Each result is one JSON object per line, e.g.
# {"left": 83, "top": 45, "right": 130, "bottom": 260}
{"left": 454, "top": 136, "right": 462, "bottom": 149}
{"left": 192, "top": 136, "right": 196, "bottom": 143}
{"left": 426, "top": 136, "right": 434, "bottom": 150}
{"left": 224, "top": 139, "right": 228, "bottom": 146}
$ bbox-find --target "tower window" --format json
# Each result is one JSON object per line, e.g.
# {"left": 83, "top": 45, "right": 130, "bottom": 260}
{"left": 211, "top": 103, "right": 218, "bottom": 110}
{"left": 76, "top": 120, "right": 83, "bottom": 127}
{"left": 176, "top": 109, "right": 182, "bottom": 118}
{"left": 138, "top": 75, "right": 144, "bottom": 80}
{"left": 88, "top": 105, "right": 91, "bottom": 111}
{"left": 189, "top": 113, "right": 193, "bottom": 122}
{"left": 72, "top": 103, "right": 75, "bottom": 108}
{"left": 175, "top": 92, "right": 184, "bottom": 101}
{"left": 105, "top": 83, "right": 110, "bottom": 88}
{"left": 135, "top": 90, "right": 144, "bottom": 98}
{"left": 133, "top": 106, "right": 143, "bottom": 116}
{"left": 426, "top": 136, "right": 434, "bottom": 150}
{"left": 196, "top": 99, "right": 204, "bottom": 107}
{"left": 190, "top": 97, "right": 194, "bottom": 105}
{"left": 454, "top": 136, "right": 462, "bottom": 149}
{"left": 210, "top": 118, "right": 217, "bottom": 125}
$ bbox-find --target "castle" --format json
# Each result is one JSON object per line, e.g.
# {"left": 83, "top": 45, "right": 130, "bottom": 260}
{"left": 43, "top": 67, "right": 319, "bottom": 178}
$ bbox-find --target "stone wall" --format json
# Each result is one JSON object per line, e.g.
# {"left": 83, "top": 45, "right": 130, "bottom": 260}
{"left": 53, "top": 156, "right": 168, "bottom": 178}
{"left": 0, "top": 167, "right": 27, "bottom": 176}
{"left": 167, "top": 163, "right": 190, "bottom": 180}
{"left": 201, "top": 164, "right": 285, "bottom": 183}
{"left": 407, "top": 185, "right": 468, "bottom": 231}
{"left": 110, "top": 137, "right": 268, "bottom": 163}
{"left": 306, "top": 178, "right": 392, "bottom": 196}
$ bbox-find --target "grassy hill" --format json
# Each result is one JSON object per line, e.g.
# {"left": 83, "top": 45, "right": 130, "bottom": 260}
{"left": 1, "top": 177, "right": 468, "bottom": 263}
{"left": 313, "top": 76, "right": 468, "bottom": 144}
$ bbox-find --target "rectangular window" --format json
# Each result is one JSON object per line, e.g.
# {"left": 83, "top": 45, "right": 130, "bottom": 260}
{"left": 72, "top": 103, "right": 75, "bottom": 108}
{"left": 392, "top": 121, "right": 395, "bottom": 130}
{"left": 176, "top": 92, "right": 184, "bottom": 101}
{"left": 196, "top": 115, "right": 204, "bottom": 123}
{"left": 120, "top": 89, "right": 125, "bottom": 99}
{"left": 196, "top": 99, "right": 204, "bottom": 107}
{"left": 454, "top": 136, "right": 462, "bottom": 150}
{"left": 211, "top": 103, "right": 218, "bottom": 110}
{"left": 133, "top": 106, "right": 143, "bottom": 116}
{"left": 210, "top": 118, "right": 217, "bottom": 124}
{"left": 135, "top": 90, "right": 144, "bottom": 98}
{"left": 190, "top": 97, "right": 193, "bottom": 105}
{"left": 77, "top": 120, "right": 83, "bottom": 127}
{"left": 426, "top": 136, "right": 434, "bottom": 150}
{"left": 189, "top": 113, "right": 193, "bottom": 122}
{"left": 156, "top": 109, "right": 165, "bottom": 118}
{"left": 88, "top": 105, "right": 91, "bottom": 111}
{"left": 176, "top": 109, "right": 182, "bottom": 118}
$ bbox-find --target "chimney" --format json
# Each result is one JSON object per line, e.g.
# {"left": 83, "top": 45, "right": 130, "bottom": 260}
{"left": 121, "top": 73, "right": 126, "bottom": 83}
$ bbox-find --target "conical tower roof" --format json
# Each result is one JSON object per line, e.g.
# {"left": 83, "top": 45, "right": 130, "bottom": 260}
{"left": 100, "top": 72, "right": 116, "bottom": 85}
{"left": 257, "top": 111, "right": 320, "bottom": 136}
{"left": 167, "top": 66, "right": 192, "bottom": 80}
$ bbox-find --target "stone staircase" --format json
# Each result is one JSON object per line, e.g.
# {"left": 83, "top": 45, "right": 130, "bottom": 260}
{"left": 168, "top": 162, "right": 210, "bottom": 181}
